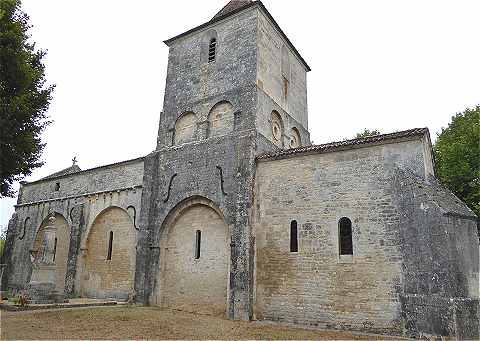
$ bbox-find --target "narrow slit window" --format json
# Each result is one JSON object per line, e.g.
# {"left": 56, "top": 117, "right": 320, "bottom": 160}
{"left": 107, "top": 231, "right": 113, "bottom": 260}
{"left": 339, "top": 217, "right": 353, "bottom": 255}
{"left": 52, "top": 237, "right": 58, "bottom": 262}
{"left": 55, "top": 182, "right": 60, "bottom": 191}
{"left": 290, "top": 220, "right": 298, "bottom": 253}
{"left": 195, "top": 230, "right": 202, "bottom": 259}
{"left": 283, "top": 76, "right": 289, "bottom": 100}
{"left": 208, "top": 38, "right": 217, "bottom": 63}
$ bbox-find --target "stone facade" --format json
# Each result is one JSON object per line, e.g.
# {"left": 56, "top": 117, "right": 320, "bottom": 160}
{"left": 2, "top": 1, "right": 478, "bottom": 340}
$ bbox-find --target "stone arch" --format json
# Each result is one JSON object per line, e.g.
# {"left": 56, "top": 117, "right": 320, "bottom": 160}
{"left": 156, "top": 196, "right": 230, "bottom": 316}
{"left": 208, "top": 101, "right": 234, "bottom": 138}
{"left": 271, "top": 110, "right": 284, "bottom": 148}
{"left": 289, "top": 127, "right": 301, "bottom": 149}
{"left": 31, "top": 213, "right": 70, "bottom": 293}
{"left": 81, "top": 206, "right": 136, "bottom": 299}
{"left": 174, "top": 112, "right": 197, "bottom": 145}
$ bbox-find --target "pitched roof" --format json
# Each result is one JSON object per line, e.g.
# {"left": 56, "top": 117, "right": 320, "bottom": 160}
{"left": 40, "top": 165, "right": 82, "bottom": 180}
{"left": 257, "top": 128, "right": 429, "bottom": 160}
{"left": 397, "top": 168, "right": 477, "bottom": 219}
{"left": 212, "top": 0, "right": 253, "bottom": 20}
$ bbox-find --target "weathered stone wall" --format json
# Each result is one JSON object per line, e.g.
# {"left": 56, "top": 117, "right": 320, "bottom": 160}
{"left": 253, "top": 138, "right": 432, "bottom": 334}
{"left": 257, "top": 9, "right": 308, "bottom": 129}
{"left": 140, "top": 4, "right": 266, "bottom": 321}
{"left": 18, "top": 158, "right": 144, "bottom": 204}
{"left": 32, "top": 214, "right": 70, "bottom": 293}
{"left": 4, "top": 159, "right": 144, "bottom": 298}
{"left": 157, "top": 7, "right": 258, "bottom": 149}
{"left": 393, "top": 169, "right": 479, "bottom": 339}
{"left": 137, "top": 129, "right": 258, "bottom": 320}
{"left": 158, "top": 203, "right": 229, "bottom": 316}
{"left": 81, "top": 207, "right": 137, "bottom": 300}
{"left": 256, "top": 88, "right": 310, "bottom": 149}
{"left": 208, "top": 101, "right": 235, "bottom": 138}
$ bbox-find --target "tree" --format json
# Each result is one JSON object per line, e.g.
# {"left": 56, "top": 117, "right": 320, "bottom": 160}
{"left": 355, "top": 128, "right": 381, "bottom": 139}
{"left": 434, "top": 105, "right": 480, "bottom": 217}
{"left": 0, "top": 228, "right": 5, "bottom": 260}
{"left": 0, "top": 0, "right": 54, "bottom": 197}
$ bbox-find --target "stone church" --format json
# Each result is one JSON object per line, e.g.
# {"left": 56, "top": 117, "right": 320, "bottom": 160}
{"left": 2, "top": 1, "right": 478, "bottom": 339}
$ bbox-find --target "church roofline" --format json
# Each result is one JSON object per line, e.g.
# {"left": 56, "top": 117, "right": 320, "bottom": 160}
{"left": 163, "top": 1, "right": 311, "bottom": 72}
{"left": 19, "top": 157, "right": 145, "bottom": 187}
{"left": 257, "top": 128, "right": 430, "bottom": 161}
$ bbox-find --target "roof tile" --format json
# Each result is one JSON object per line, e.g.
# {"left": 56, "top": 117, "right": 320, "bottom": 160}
{"left": 257, "top": 128, "right": 429, "bottom": 160}
{"left": 212, "top": 0, "right": 253, "bottom": 20}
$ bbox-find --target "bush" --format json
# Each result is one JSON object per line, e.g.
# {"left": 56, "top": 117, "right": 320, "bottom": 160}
{"left": 12, "top": 293, "right": 29, "bottom": 307}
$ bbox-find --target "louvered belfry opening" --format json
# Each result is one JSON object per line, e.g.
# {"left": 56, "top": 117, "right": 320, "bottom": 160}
{"left": 208, "top": 38, "right": 217, "bottom": 63}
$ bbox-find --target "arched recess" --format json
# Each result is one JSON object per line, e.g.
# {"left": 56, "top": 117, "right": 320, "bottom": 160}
{"left": 31, "top": 213, "right": 70, "bottom": 293}
{"left": 289, "top": 127, "right": 301, "bottom": 149}
{"left": 174, "top": 112, "right": 197, "bottom": 145}
{"left": 156, "top": 196, "right": 230, "bottom": 317}
{"left": 202, "top": 29, "right": 218, "bottom": 64}
{"left": 271, "top": 111, "right": 284, "bottom": 148}
{"left": 82, "top": 206, "right": 136, "bottom": 299}
{"left": 208, "top": 101, "right": 234, "bottom": 138}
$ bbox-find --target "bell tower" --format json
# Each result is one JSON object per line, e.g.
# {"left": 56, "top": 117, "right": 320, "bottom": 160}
{"left": 136, "top": 0, "right": 310, "bottom": 320}
{"left": 157, "top": 0, "right": 310, "bottom": 150}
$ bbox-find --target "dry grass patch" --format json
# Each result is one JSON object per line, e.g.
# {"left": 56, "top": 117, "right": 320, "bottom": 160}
{"left": 1, "top": 306, "right": 401, "bottom": 340}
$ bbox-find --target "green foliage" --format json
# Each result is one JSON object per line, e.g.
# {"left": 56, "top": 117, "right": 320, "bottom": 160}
{"left": 355, "top": 128, "right": 382, "bottom": 139}
{"left": 0, "top": 239, "right": 5, "bottom": 260}
{"left": 434, "top": 105, "right": 480, "bottom": 216}
{"left": 0, "top": 228, "right": 5, "bottom": 260}
{"left": 0, "top": 0, "right": 54, "bottom": 197}
{"left": 11, "top": 292, "right": 29, "bottom": 306}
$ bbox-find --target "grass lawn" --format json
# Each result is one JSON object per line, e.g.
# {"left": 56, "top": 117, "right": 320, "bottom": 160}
{"left": 1, "top": 306, "right": 400, "bottom": 340}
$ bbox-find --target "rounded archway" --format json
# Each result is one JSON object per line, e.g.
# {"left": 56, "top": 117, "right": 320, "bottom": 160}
{"left": 82, "top": 207, "right": 136, "bottom": 300}
{"left": 208, "top": 101, "right": 234, "bottom": 138}
{"left": 174, "top": 112, "right": 197, "bottom": 145}
{"left": 157, "top": 197, "right": 230, "bottom": 316}
{"left": 32, "top": 213, "right": 70, "bottom": 293}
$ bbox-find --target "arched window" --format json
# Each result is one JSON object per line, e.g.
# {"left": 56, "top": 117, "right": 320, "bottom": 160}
{"left": 107, "top": 231, "right": 114, "bottom": 260}
{"left": 290, "top": 220, "right": 298, "bottom": 253}
{"left": 174, "top": 112, "right": 197, "bottom": 145}
{"left": 53, "top": 237, "right": 58, "bottom": 262}
{"left": 195, "top": 230, "right": 202, "bottom": 259}
{"left": 208, "top": 101, "right": 234, "bottom": 138}
{"left": 127, "top": 206, "right": 137, "bottom": 229}
{"left": 208, "top": 38, "right": 217, "bottom": 63}
{"left": 339, "top": 217, "right": 353, "bottom": 255}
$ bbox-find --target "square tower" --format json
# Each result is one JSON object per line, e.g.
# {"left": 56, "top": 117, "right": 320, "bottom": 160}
{"left": 157, "top": 0, "right": 311, "bottom": 151}
{"left": 137, "top": 0, "right": 311, "bottom": 320}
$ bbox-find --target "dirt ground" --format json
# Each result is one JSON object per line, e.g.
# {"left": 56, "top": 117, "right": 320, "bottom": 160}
{"left": 1, "top": 306, "right": 403, "bottom": 340}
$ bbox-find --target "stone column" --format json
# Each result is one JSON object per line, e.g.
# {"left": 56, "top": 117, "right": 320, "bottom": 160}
{"left": 64, "top": 204, "right": 85, "bottom": 297}
{"left": 41, "top": 220, "right": 56, "bottom": 265}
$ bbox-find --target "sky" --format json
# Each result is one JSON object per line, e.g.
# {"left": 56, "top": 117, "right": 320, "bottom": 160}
{"left": 1, "top": 0, "right": 479, "bottom": 231}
